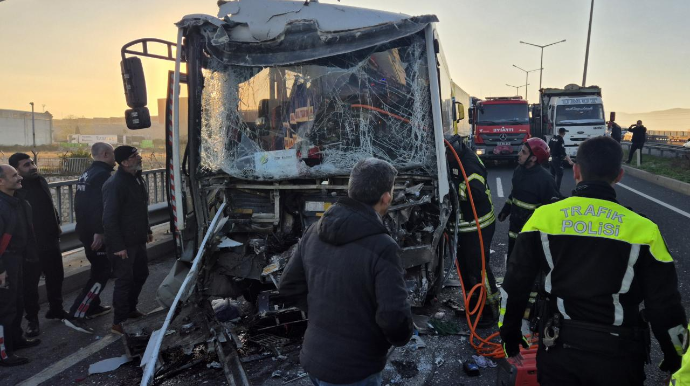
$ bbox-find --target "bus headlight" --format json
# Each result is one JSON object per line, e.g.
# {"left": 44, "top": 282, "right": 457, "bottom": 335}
{"left": 476, "top": 149, "right": 485, "bottom": 155}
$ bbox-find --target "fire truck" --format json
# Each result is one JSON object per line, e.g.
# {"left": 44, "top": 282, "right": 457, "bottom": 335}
{"left": 468, "top": 96, "right": 530, "bottom": 160}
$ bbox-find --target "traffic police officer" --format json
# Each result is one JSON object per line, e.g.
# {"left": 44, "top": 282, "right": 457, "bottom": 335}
{"left": 547, "top": 128, "right": 574, "bottom": 192}
{"left": 498, "top": 137, "right": 560, "bottom": 259}
{"left": 500, "top": 136, "right": 688, "bottom": 385}
{"left": 445, "top": 135, "right": 499, "bottom": 325}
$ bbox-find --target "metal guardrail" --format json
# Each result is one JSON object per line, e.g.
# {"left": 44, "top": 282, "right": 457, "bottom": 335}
{"left": 51, "top": 168, "right": 171, "bottom": 252}
{"left": 621, "top": 141, "right": 690, "bottom": 159}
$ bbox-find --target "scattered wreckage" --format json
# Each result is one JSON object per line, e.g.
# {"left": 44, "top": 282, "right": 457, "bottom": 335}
{"left": 117, "top": 0, "right": 472, "bottom": 384}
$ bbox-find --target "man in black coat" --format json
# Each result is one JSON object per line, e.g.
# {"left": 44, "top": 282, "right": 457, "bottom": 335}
{"left": 547, "top": 128, "right": 574, "bottom": 192}
{"left": 626, "top": 120, "right": 647, "bottom": 163}
{"left": 279, "top": 158, "right": 413, "bottom": 386}
{"left": 103, "top": 146, "right": 152, "bottom": 334}
{"left": 608, "top": 119, "right": 622, "bottom": 143}
{"left": 0, "top": 164, "right": 41, "bottom": 367}
{"left": 63, "top": 143, "right": 116, "bottom": 334}
{"left": 9, "top": 153, "right": 65, "bottom": 337}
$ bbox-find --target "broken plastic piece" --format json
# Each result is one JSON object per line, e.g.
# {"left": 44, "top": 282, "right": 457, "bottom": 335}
{"left": 218, "top": 237, "right": 243, "bottom": 248}
{"left": 88, "top": 355, "right": 131, "bottom": 375}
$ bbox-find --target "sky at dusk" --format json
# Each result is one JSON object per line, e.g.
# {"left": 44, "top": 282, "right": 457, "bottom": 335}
{"left": 1, "top": 0, "right": 689, "bottom": 119}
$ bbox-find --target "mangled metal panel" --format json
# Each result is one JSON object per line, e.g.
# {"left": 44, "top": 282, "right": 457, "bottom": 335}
{"left": 199, "top": 33, "right": 436, "bottom": 180}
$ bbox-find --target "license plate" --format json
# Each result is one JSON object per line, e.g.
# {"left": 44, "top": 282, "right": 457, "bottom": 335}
{"left": 496, "top": 142, "right": 511, "bottom": 146}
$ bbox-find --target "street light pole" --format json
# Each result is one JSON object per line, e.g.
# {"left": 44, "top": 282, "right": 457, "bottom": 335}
{"left": 519, "top": 39, "right": 566, "bottom": 91}
{"left": 512, "top": 65, "right": 542, "bottom": 100}
{"left": 520, "top": 39, "right": 566, "bottom": 137}
{"left": 29, "top": 102, "right": 38, "bottom": 164}
{"left": 506, "top": 83, "right": 528, "bottom": 97}
{"left": 583, "top": 0, "right": 595, "bottom": 86}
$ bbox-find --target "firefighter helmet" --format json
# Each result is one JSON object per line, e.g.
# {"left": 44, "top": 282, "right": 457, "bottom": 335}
{"left": 525, "top": 137, "right": 550, "bottom": 164}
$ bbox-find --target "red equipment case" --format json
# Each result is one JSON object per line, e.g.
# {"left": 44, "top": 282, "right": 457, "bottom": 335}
{"left": 495, "top": 347, "right": 539, "bottom": 386}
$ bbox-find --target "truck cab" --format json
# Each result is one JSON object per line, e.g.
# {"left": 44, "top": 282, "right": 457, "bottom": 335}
{"left": 469, "top": 96, "right": 530, "bottom": 160}
{"left": 541, "top": 84, "right": 606, "bottom": 158}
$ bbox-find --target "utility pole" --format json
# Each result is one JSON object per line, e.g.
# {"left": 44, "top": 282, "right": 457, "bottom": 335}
{"left": 512, "top": 65, "right": 541, "bottom": 100}
{"left": 30, "top": 102, "right": 38, "bottom": 164}
{"left": 583, "top": 0, "right": 595, "bottom": 86}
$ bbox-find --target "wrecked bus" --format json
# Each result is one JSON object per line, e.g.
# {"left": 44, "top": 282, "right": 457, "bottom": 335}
{"left": 119, "top": 0, "right": 469, "bottom": 383}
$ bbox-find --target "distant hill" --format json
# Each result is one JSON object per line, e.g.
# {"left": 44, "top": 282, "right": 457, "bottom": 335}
{"left": 615, "top": 108, "right": 690, "bottom": 132}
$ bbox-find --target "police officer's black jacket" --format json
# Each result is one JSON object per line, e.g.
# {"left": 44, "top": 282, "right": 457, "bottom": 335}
{"left": 629, "top": 124, "right": 647, "bottom": 144}
{"left": 279, "top": 197, "right": 413, "bottom": 384}
{"left": 499, "top": 165, "right": 560, "bottom": 238}
{"left": 500, "top": 181, "right": 687, "bottom": 364}
{"left": 75, "top": 161, "right": 114, "bottom": 238}
{"left": 548, "top": 135, "right": 566, "bottom": 159}
{"left": 446, "top": 137, "right": 495, "bottom": 233}
{"left": 0, "top": 191, "right": 37, "bottom": 273}
{"left": 17, "top": 176, "right": 61, "bottom": 251}
{"left": 102, "top": 168, "right": 151, "bottom": 253}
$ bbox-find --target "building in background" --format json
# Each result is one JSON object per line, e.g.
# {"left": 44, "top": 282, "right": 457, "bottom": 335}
{"left": 0, "top": 109, "right": 54, "bottom": 146}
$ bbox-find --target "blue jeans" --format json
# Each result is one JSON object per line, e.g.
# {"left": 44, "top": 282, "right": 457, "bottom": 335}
{"left": 309, "top": 372, "right": 382, "bottom": 386}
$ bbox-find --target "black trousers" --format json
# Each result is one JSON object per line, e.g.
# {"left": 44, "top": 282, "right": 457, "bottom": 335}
{"left": 458, "top": 222, "right": 497, "bottom": 294}
{"left": 23, "top": 246, "right": 64, "bottom": 321}
{"left": 627, "top": 143, "right": 644, "bottom": 163}
{"left": 537, "top": 342, "right": 645, "bottom": 386}
{"left": 110, "top": 244, "right": 149, "bottom": 325}
{"left": 0, "top": 253, "right": 24, "bottom": 356}
{"left": 550, "top": 158, "right": 564, "bottom": 191}
{"left": 68, "top": 236, "right": 111, "bottom": 319}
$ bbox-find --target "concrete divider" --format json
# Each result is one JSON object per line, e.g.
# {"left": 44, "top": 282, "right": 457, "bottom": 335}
{"left": 622, "top": 165, "right": 690, "bottom": 196}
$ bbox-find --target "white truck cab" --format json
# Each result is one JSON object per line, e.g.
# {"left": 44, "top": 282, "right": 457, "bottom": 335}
{"left": 541, "top": 85, "right": 606, "bottom": 158}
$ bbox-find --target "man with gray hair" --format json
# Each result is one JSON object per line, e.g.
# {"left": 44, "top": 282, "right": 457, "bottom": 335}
{"left": 280, "top": 157, "right": 413, "bottom": 386}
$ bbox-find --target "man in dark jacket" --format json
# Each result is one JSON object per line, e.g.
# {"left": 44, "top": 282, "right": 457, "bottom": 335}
{"left": 500, "top": 137, "right": 687, "bottom": 385}
{"left": 626, "top": 120, "right": 647, "bottom": 163}
{"left": 279, "top": 158, "right": 413, "bottom": 386}
{"left": 548, "top": 128, "right": 575, "bottom": 192}
{"left": 64, "top": 143, "right": 116, "bottom": 334}
{"left": 608, "top": 119, "right": 622, "bottom": 143}
{"left": 9, "top": 153, "right": 65, "bottom": 337}
{"left": 446, "top": 135, "right": 499, "bottom": 326}
{"left": 0, "top": 164, "right": 41, "bottom": 367}
{"left": 498, "top": 138, "right": 561, "bottom": 259}
{"left": 103, "top": 146, "right": 152, "bottom": 334}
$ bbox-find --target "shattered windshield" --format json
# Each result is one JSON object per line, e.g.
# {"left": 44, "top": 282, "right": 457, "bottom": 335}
{"left": 556, "top": 104, "right": 605, "bottom": 125}
{"left": 200, "top": 35, "right": 435, "bottom": 180}
{"left": 476, "top": 104, "right": 529, "bottom": 125}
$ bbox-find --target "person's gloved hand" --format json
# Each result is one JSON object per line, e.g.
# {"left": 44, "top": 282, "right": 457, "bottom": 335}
{"left": 501, "top": 332, "right": 530, "bottom": 358}
{"left": 659, "top": 354, "right": 682, "bottom": 373}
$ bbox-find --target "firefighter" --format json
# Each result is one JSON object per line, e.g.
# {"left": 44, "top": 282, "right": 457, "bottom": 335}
{"left": 498, "top": 138, "right": 560, "bottom": 260}
{"left": 500, "top": 136, "right": 688, "bottom": 385}
{"left": 445, "top": 135, "right": 499, "bottom": 326}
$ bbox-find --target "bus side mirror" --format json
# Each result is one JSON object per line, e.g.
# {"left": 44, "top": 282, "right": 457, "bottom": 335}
{"left": 468, "top": 108, "right": 474, "bottom": 124}
{"left": 454, "top": 102, "right": 465, "bottom": 122}
{"left": 121, "top": 57, "right": 147, "bottom": 108}
{"left": 121, "top": 57, "right": 150, "bottom": 129}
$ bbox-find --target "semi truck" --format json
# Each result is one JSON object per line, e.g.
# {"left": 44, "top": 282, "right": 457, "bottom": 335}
{"left": 468, "top": 96, "right": 530, "bottom": 160}
{"left": 117, "top": 1, "right": 474, "bottom": 383}
{"left": 535, "top": 84, "right": 606, "bottom": 158}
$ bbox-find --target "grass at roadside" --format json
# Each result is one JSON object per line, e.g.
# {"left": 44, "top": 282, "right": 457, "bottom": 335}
{"left": 623, "top": 150, "right": 690, "bottom": 184}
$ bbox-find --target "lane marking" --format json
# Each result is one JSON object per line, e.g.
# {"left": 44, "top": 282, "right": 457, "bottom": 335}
{"left": 496, "top": 177, "right": 504, "bottom": 198}
{"left": 617, "top": 183, "right": 690, "bottom": 220}
{"left": 17, "top": 333, "right": 121, "bottom": 386}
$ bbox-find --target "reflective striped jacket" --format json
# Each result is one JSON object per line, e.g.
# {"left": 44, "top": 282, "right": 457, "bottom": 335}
{"left": 500, "top": 181, "right": 687, "bottom": 365}
{"left": 499, "top": 164, "right": 560, "bottom": 240}
{"left": 447, "top": 142, "right": 494, "bottom": 233}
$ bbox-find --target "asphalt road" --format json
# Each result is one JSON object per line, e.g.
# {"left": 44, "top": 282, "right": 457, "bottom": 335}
{"left": 3, "top": 163, "right": 689, "bottom": 385}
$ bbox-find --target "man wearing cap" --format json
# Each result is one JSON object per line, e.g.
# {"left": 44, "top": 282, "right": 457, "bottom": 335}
{"left": 102, "top": 146, "right": 153, "bottom": 334}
